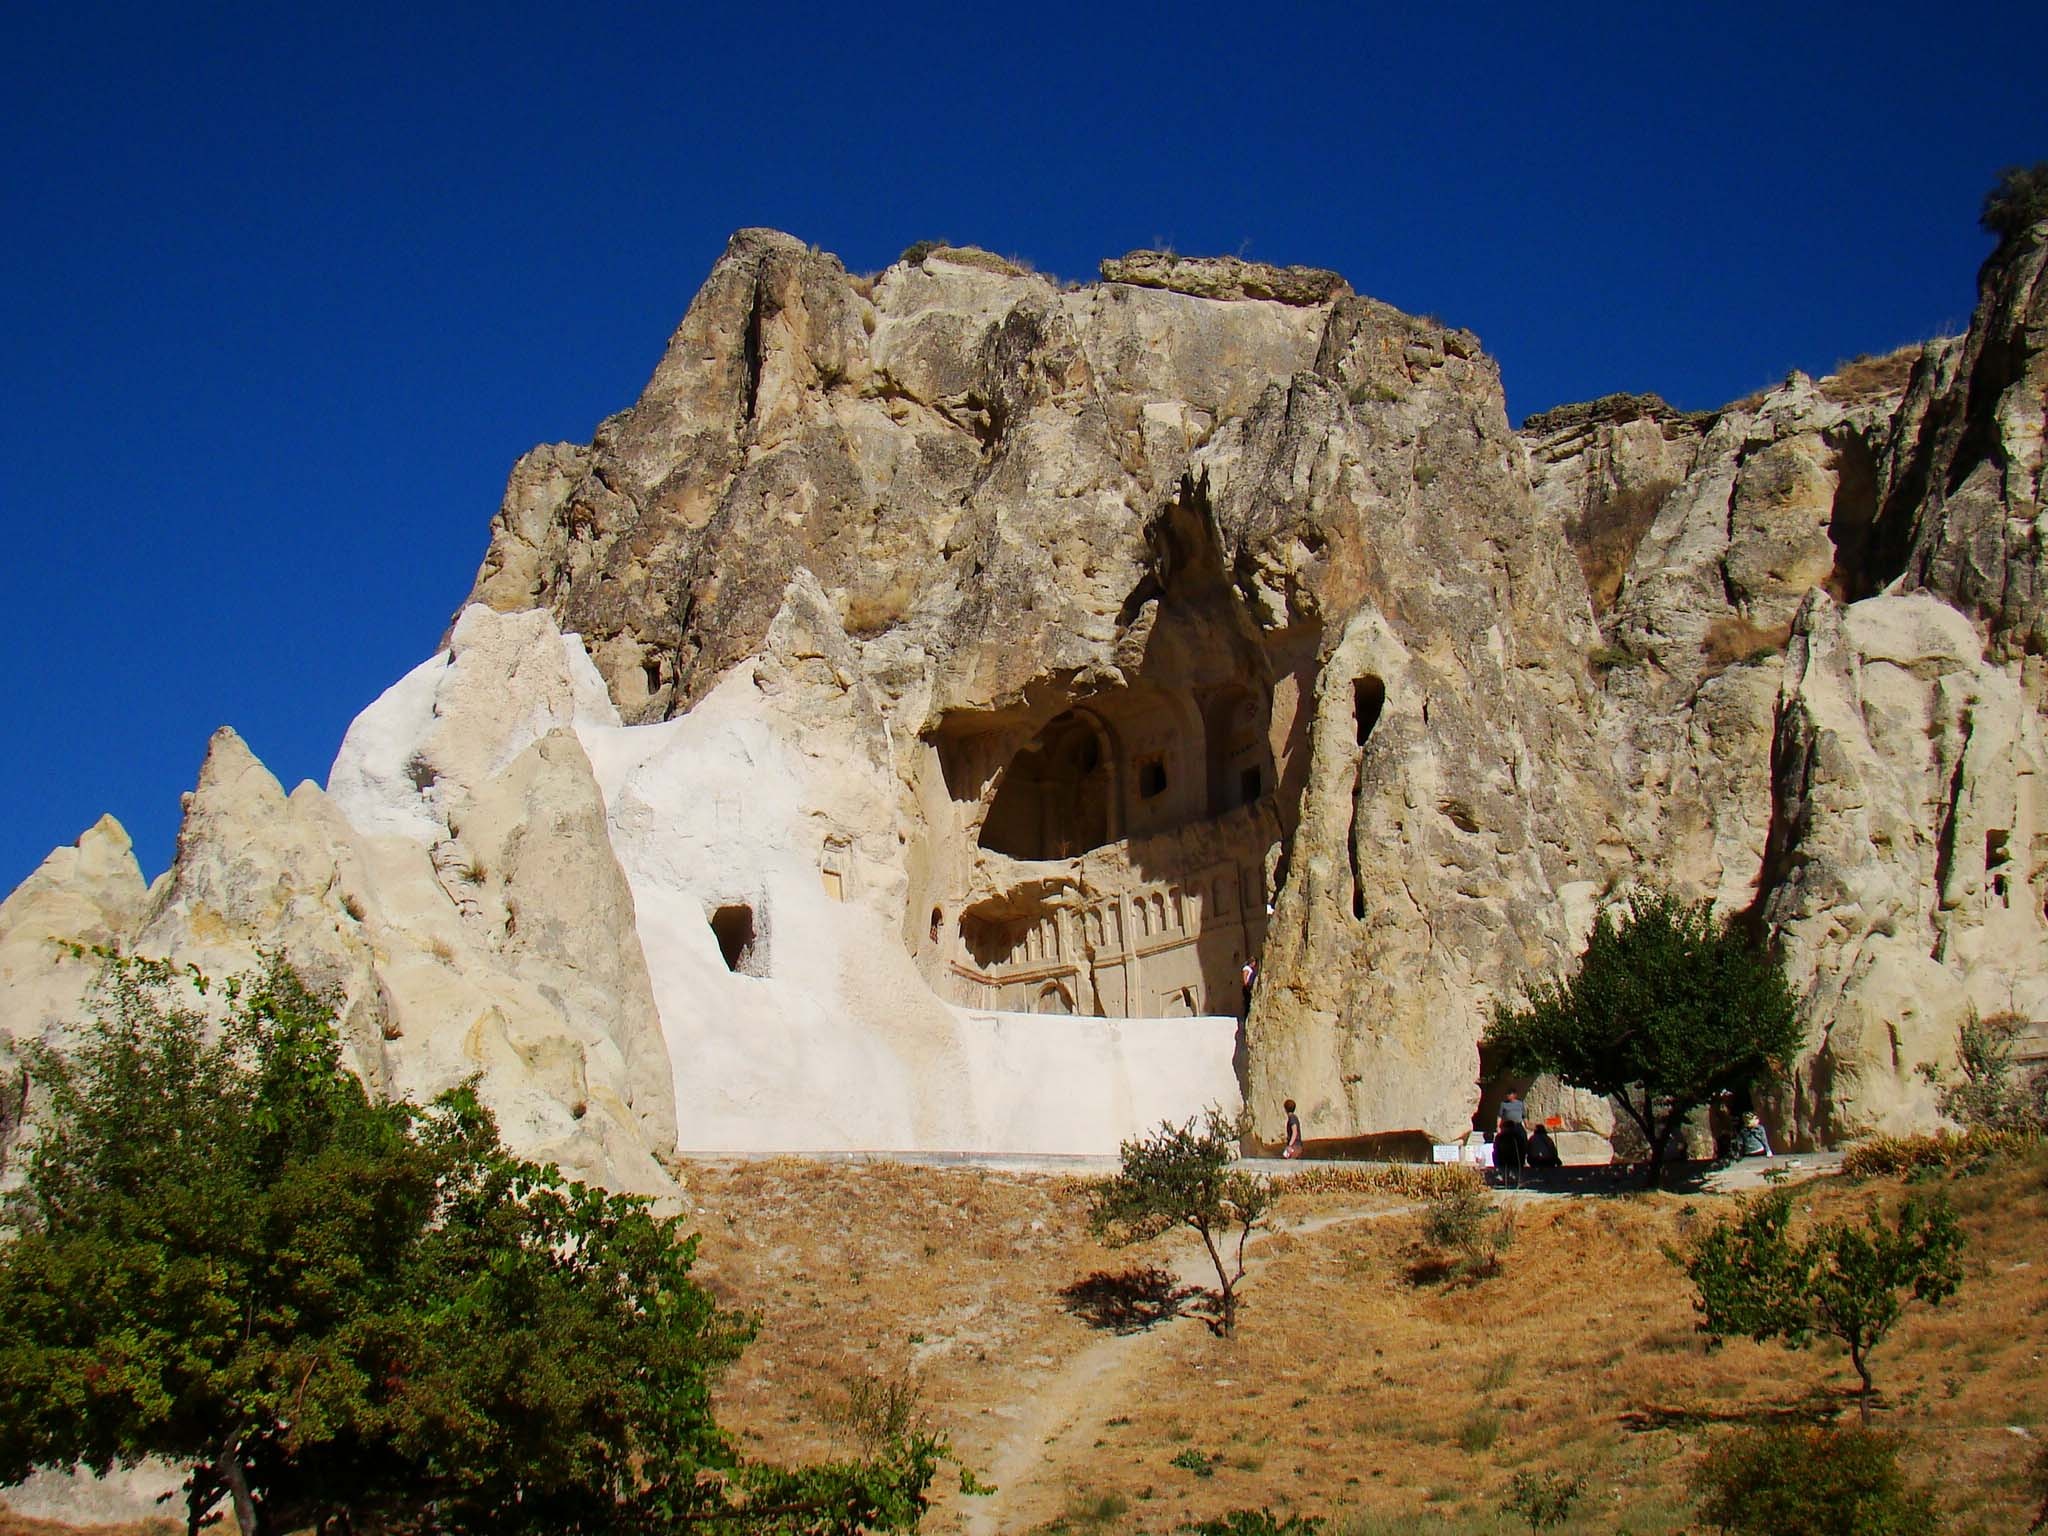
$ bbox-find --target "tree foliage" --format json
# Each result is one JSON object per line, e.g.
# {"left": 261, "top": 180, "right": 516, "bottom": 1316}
{"left": 1920, "top": 1009, "right": 2046, "bottom": 1133}
{"left": 1691, "top": 1423, "right": 1941, "bottom": 1535}
{"left": 0, "top": 955, "right": 965, "bottom": 1534}
{"left": 1982, "top": 162, "right": 2048, "bottom": 243}
{"left": 1484, "top": 888, "right": 1804, "bottom": 1185}
{"left": 1088, "top": 1108, "right": 1272, "bottom": 1337}
{"left": 1679, "top": 1188, "right": 1965, "bottom": 1424}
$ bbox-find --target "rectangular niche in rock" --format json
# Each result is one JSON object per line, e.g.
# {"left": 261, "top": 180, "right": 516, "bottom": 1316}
{"left": 709, "top": 903, "right": 761, "bottom": 975}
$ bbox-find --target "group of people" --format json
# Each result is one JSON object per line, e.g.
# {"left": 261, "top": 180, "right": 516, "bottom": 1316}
{"left": 1488, "top": 1092, "right": 1562, "bottom": 1184}
{"left": 1267, "top": 1084, "right": 1777, "bottom": 1173}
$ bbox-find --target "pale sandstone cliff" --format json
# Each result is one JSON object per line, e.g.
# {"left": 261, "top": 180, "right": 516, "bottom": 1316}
{"left": 5, "top": 221, "right": 2045, "bottom": 1182}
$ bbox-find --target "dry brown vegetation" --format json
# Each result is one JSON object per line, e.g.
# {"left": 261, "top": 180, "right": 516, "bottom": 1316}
{"left": 1700, "top": 615, "right": 1792, "bottom": 672}
{"left": 11, "top": 1150, "right": 2046, "bottom": 1535}
{"left": 1818, "top": 344, "right": 1924, "bottom": 404}
{"left": 1565, "top": 479, "right": 1676, "bottom": 616}
{"left": 680, "top": 1153, "right": 2047, "bottom": 1534}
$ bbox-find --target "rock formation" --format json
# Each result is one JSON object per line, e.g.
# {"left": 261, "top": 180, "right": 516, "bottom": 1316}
{"left": 5, "top": 219, "right": 2045, "bottom": 1183}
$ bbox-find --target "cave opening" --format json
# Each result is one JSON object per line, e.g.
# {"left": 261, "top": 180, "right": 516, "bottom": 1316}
{"left": 709, "top": 904, "right": 758, "bottom": 974}
{"left": 1823, "top": 433, "right": 1887, "bottom": 602}
{"left": 1205, "top": 686, "right": 1270, "bottom": 816}
{"left": 979, "top": 710, "right": 1116, "bottom": 860}
{"left": 1350, "top": 674, "right": 1385, "bottom": 921}
{"left": 1353, "top": 676, "right": 1386, "bottom": 746}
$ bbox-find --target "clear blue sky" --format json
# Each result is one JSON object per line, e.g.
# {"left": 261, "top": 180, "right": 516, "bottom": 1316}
{"left": 3, "top": 1, "right": 2042, "bottom": 892}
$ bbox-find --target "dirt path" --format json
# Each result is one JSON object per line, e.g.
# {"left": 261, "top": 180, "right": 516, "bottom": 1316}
{"left": 956, "top": 1204, "right": 1421, "bottom": 1535}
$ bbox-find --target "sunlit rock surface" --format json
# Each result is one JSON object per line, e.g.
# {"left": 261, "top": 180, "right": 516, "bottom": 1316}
{"left": 7, "top": 220, "right": 2047, "bottom": 1181}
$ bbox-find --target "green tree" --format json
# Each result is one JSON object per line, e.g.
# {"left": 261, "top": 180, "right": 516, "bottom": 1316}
{"left": 1982, "top": 162, "right": 2048, "bottom": 243}
{"left": 1691, "top": 1423, "right": 1941, "bottom": 1535}
{"left": 1088, "top": 1108, "right": 1272, "bottom": 1338}
{"left": 1483, "top": 887, "right": 1804, "bottom": 1186}
{"left": 0, "top": 955, "right": 962, "bottom": 1534}
{"left": 1679, "top": 1188, "right": 1965, "bottom": 1424}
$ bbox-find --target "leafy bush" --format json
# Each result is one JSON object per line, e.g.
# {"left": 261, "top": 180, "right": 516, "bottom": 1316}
{"left": 1501, "top": 1469, "right": 1585, "bottom": 1531}
{"left": 1171, "top": 1447, "right": 1219, "bottom": 1477}
{"left": 1691, "top": 1424, "right": 1940, "bottom": 1534}
{"left": 1421, "top": 1182, "right": 1514, "bottom": 1282}
{"left": 1982, "top": 163, "right": 2048, "bottom": 243}
{"left": 832, "top": 1365, "right": 928, "bottom": 1454}
{"left": 1679, "top": 1187, "right": 1965, "bottom": 1422}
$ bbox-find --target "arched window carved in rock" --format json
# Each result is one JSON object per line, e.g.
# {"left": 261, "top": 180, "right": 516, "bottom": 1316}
{"left": 1036, "top": 981, "right": 1073, "bottom": 1016}
{"left": 979, "top": 710, "right": 1116, "bottom": 859}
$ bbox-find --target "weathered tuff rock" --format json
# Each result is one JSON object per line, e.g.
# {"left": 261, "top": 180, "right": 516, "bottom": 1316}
{"left": 7, "top": 217, "right": 2048, "bottom": 1181}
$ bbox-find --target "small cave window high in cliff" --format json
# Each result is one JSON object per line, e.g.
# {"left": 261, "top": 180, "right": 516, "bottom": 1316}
{"left": 979, "top": 710, "right": 1116, "bottom": 860}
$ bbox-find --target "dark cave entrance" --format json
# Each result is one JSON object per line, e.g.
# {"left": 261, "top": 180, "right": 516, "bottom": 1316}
{"left": 979, "top": 710, "right": 1117, "bottom": 860}
{"left": 709, "top": 904, "right": 758, "bottom": 974}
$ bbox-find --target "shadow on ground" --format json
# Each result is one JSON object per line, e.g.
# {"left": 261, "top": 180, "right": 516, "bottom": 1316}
{"left": 1487, "top": 1154, "right": 1838, "bottom": 1198}
{"left": 1621, "top": 1386, "right": 1856, "bottom": 1433}
{"left": 1057, "top": 1266, "right": 1201, "bottom": 1333}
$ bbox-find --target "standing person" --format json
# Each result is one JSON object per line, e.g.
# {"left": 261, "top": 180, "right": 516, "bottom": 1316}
{"left": 1282, "top": 1098, "right": 1304, "bottom": 1159}
{"left": 1240, "top": 958, "right": 1258, "bottom": 1020}
{"left": 1495, "top": 1092, "right": 1528, "bottom": 1186}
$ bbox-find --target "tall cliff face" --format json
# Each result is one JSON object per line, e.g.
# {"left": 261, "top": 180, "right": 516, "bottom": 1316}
{"left": 6, "top": 223, "right": 2045, "bottom": 1183}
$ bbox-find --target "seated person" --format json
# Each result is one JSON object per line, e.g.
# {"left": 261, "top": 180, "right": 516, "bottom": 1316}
{"left": 1740, "top": 1113, "right": 1772, "bottom": 1158}
{"left": 1525, "top": 1122, "right": 1563, "bottom": 1170}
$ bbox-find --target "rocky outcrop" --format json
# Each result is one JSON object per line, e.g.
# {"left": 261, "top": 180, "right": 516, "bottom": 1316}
{"left": 1097, "top": 251, "right": 1353, "bottom": 307}
{"left": 8, "top": 215, "right": 2048, "bottom": 1175}
{"left": 1884, "top": 222, "right": 2048, "bottom": 656}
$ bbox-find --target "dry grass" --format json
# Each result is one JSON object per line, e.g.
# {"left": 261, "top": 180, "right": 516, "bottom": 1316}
{"left": 841, "top": 574, "right": 919, "bottom": 637}
{"left": 1566, "top": 478, "right": 1677, "bottom": 615}
{"left": 1817, "top": 344, "right": 1923, "bottom": 403}
{"left": 1701, "top": 614, "right": 1792, "bottom": 670}
{"left": 12, "top": 1152, "right": 2047, "bottom": 1534}
{"left": 672, "top": 1151, "right": 2048, "bottom": 1533}
{"left": 1842, "top": 1126, "right": 2041, "bottom": 1178}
